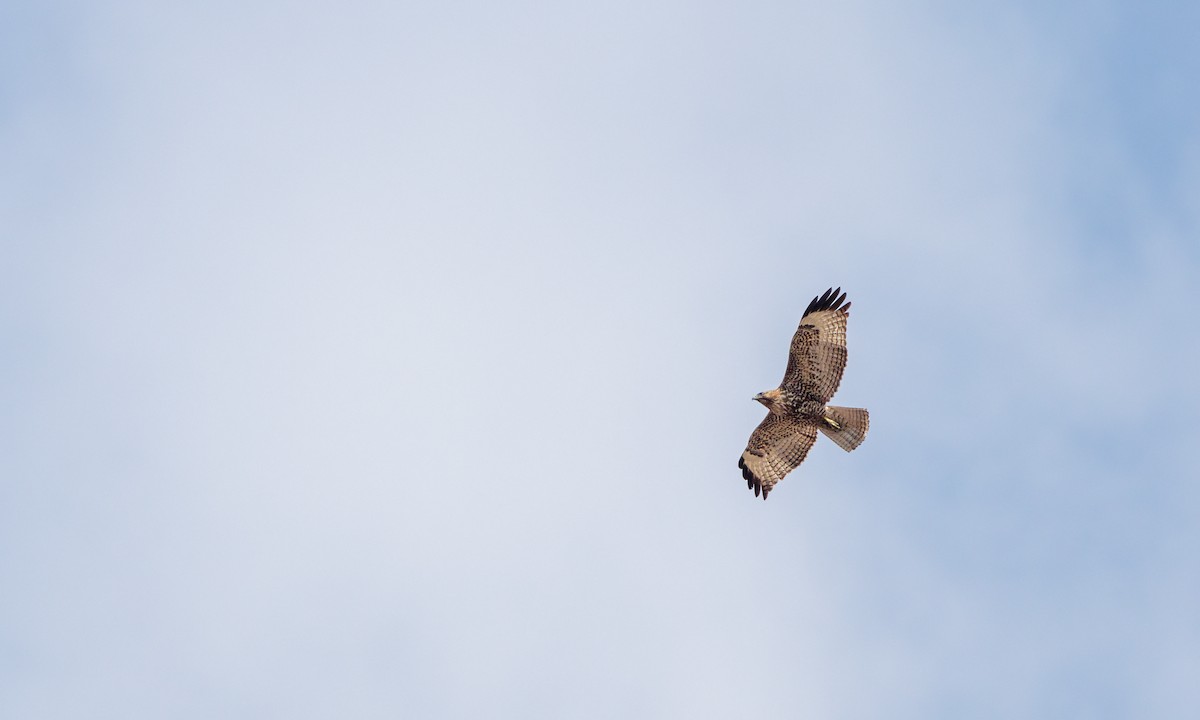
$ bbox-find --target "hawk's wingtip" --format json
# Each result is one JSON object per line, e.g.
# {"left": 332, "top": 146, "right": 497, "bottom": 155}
{"left": 803, "top": 286, "right": 849, "bottom": 317}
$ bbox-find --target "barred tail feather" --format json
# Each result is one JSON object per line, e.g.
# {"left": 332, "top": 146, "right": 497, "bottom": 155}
{"left": 819, "top": 406, "right": 869, "bottom": 452}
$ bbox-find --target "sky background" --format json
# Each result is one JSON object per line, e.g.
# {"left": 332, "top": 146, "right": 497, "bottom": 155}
{"left": 3, "top": 1, "right": 1199, "bottom": 718}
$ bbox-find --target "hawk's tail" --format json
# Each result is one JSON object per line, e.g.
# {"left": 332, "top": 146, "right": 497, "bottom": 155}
{"left": 820, "top": 406, "right": 869, "bottom": 452}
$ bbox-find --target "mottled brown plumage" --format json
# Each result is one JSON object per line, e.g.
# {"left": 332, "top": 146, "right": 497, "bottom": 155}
{"left": 739, "top": 287, "right": 869, "bottom": 499}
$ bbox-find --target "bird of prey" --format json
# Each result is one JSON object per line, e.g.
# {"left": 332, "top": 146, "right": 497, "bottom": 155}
{"left": 739, "top": 287, "right": 869, "bottom": 499}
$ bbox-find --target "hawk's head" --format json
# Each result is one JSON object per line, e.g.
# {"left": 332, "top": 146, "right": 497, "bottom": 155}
{"left": 753, "top": 388, "right": 786, "bottom": 413}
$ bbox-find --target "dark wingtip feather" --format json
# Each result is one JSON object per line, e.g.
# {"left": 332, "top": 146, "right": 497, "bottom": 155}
{"left": 803, "top": 286, "right": 850, "bottom": 318}
{"left": 740, "top": 456, "right": 766, "bottom": 498}
{"left": 803, "top": 288, "right": 828, "bottom": 317}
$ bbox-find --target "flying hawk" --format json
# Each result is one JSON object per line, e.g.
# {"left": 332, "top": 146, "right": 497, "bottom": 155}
{"left": 739, "top": 287, "right": 869, "bottom": 499}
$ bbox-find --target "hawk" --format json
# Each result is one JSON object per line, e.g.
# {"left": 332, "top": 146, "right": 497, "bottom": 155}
{"left": 739, "top": 287, "right": 869, "bottom": 499}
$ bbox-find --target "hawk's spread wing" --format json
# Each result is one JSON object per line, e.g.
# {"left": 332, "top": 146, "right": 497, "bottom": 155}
{"left": 738, "top": 414, "right": 819, "bottom": 499}
{"left": 781, "top": 287, "right": 850, "bottom": 403}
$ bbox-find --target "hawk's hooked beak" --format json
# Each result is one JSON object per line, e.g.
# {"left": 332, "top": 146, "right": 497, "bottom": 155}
{"left": 752, "top": 392, "right": 765, "bottom": 403}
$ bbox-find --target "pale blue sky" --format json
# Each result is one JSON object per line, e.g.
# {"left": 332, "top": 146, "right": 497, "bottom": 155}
{"left": 3, "top": 1, "right": 1198, "bottom": 718}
